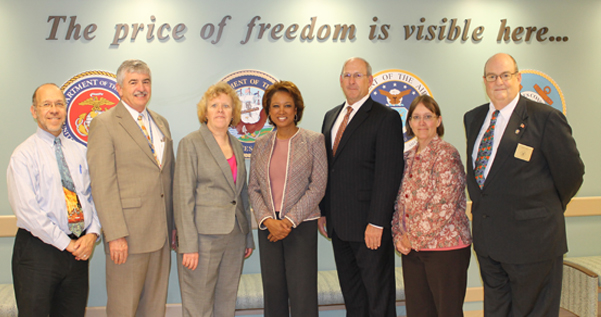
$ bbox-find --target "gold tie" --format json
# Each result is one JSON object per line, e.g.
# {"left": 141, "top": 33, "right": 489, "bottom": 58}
{"left": 137, "top": 114, "right": 160, "bottom": 167}
{"left": 333, "top": 106, "right": 353, "bottom": 156}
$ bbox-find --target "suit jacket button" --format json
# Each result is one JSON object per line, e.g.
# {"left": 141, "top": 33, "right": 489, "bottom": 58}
{"left": 482, "top": 215, "right": 488, "bottom": 219}
{"left": 161, "top": 194, "right": 164, "bottom": 198}
{"left": 231, "top": 200, "right": 236, "bottom": 205}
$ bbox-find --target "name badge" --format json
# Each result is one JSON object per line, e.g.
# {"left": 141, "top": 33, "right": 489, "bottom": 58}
{"left": 514, "top": 143, "right": 534, "bottom": 162}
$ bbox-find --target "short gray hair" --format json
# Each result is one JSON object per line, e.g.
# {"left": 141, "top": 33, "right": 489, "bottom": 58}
{"left": 116, "top": 59, "right": 152, "bottom": 85}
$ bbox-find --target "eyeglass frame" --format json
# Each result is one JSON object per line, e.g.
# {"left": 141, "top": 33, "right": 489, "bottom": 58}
{"left": 408, "top": 114, "right": 438, "bottom": 122}
{"left": 484, "top": 71, "right": 519, "bottom": 82}
{"left": 35, "top": 101, "right": 67, "bottom": 109}
{"left": 341, "top": 72, "right": 368, "bottom": 80}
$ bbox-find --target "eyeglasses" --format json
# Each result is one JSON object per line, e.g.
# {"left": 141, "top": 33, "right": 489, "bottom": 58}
{"left": 485, "top": 72, "right": 518, "bottom": 82}
{"left": 409, "top": 114, "right": 437, "bottom": 122}
{"left": 342, "top": 73, "right": 367, "bottom": 80}
{"left": 37, "top": 101, "right": 66, "bottom": 109}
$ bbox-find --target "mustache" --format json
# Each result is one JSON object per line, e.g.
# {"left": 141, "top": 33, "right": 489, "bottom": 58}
{"left": 133, "top": 91, "right": 148, "bottom": 97}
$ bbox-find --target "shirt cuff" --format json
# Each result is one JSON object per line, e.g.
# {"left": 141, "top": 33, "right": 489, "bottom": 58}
{"left": 369, "top": 223, "right": 383, "bottom": 229}
{"left": 284, "top": 216, "right": 297, "bottom": 228}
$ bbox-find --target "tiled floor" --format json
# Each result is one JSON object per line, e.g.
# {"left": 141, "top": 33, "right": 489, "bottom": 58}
{"left": 463, "top": 303, "right": 600, "bottom": 317}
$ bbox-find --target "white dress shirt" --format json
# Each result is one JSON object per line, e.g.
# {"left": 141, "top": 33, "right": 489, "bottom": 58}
{"left": 471, "top": 94, "right": 520, "bottom": 178}
{"left": 122, "top": 101, "right": 165, "bottom": 165}
{"left": 7, "top": 128, "right": 101, "bottom": 251}
{"left": 330, "top": 94, "right": 370, "bottom": 149}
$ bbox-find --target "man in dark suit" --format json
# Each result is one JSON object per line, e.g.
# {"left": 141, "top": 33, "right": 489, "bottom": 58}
{"left": 464, "top": 53, "right": 584, "bottom": 316}
{"left": 87, "top": 59, "right": 175, "bottom": 316}
{"left": 319, "top": 57, "right": 404, "bottom": 316}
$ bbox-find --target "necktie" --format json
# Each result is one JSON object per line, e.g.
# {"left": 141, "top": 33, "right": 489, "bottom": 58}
{"left": 333, "top": 106, "right": 353, "bottom": 156}
{"left": 137, "top": 114, "right": 160, "bottom": 166}
{"left": 474, "top": 110, "right": 500, "bottom": 189}
{"left": 54, "top": 138, "right": 85, "bottom": 237}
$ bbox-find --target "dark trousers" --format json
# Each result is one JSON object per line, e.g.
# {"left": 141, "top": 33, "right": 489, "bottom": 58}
{"left": 12, "top": 228, "right": 89, "bottom": 317}
{"left": 331, "top": 229, "right": 396, "bottom": 317}
{"left": 401, "top": 246, "right": 471, "bottom": 317}
{"left": 259, "top": 220, "right": 318, "bottom": 317}
{"left": 477, "top": 254, "right": 563, "bottom": 317}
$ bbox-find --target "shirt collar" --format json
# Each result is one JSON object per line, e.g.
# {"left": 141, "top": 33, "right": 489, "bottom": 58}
{"left": 489, "top": 94, "right": 520, "bottom": 119}
{"left": 122, "top": 100, "right": 148, "bottom": 120}
{"left": 35, "top": 127, "right": 64, "bottom": 146}
{"left": 409, "top": 135, "right": 440, "bottom": 157}
{"left": 344, "top": 94, "right": 370, "bottom": 112}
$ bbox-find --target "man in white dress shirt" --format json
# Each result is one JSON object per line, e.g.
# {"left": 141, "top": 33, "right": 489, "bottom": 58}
{"left": 87, "top": 60, "right": 175, "bottom": 316}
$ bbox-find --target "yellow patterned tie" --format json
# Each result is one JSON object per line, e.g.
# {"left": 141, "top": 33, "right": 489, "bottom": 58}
{"left": 137, "top": 114, "right": 160, "bottom": 167}
{"left": 54, "top": 138, "right": 85, "bottom": 237}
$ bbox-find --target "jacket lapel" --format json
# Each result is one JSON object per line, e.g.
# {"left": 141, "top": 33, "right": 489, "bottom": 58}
{"left": 115, "top": 102, "right": 158, "bottom": 166}
{"left": 231, "top": 133, "right": 246, "bottom": 196}
{"left": 323, "top": 104, "right": 344, "bottom": 150}
{"left": 199, "top": 124, "right": 236, "bottom": 193}
{"left": 467, "top": 106, "right": 488, "bottom": 174}
{"left": 148, "top": 109, "right": 172, "bottom": 170}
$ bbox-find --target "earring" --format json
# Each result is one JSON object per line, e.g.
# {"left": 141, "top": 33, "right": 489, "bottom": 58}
{"left": 294, "top": 114, "right": 298, "bottom": 122}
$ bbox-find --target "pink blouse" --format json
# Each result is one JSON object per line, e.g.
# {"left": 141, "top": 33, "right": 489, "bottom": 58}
{"left": 227, "top": 154, "right": 237, "bottom": 184}
{"left": 269, "top": 138, "right": 289, "bottom": 212}
{"left": 392, "top": 137, "right": 472, "bottom": 251}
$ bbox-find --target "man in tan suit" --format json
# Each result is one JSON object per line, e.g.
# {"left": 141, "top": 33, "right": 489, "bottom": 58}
{"left": 87, "top": 59, "right": 175, "bottom": 316}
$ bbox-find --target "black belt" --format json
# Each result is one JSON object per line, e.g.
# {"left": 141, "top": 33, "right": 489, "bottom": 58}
{"left": 68, "top": 229, "right": 87, "bottom": 240}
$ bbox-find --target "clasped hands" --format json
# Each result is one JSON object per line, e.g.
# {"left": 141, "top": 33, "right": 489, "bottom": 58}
{"left": 264, "top": 218, "right": 293, "bottom": 242}
{"left": 66, "top": 233, "right": 98, "bottom": 261}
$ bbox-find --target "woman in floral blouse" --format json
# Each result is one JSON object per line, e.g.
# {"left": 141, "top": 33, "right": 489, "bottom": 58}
{"left": 392, "top": 95, "right": 472, "bottom": 317}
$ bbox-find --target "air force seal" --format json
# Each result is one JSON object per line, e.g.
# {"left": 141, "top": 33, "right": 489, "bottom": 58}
{"left": 61, "top": 71, "right": 120, "bottom": 146}
{"left": 519, "top": 70, "right": 566, "bottom": 114}
{"left": 369, "top": 69, "right": 433, "bottom": 152}
{"left": 221, "top": 70, "right": 278, "bottom": 158}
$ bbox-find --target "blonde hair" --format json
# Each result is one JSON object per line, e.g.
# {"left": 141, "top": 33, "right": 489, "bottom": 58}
{"left": 197, "top": 82, "right": 242, "bottom": 127}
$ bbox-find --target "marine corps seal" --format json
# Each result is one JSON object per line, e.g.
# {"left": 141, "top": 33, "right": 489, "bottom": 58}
{"left": 61, "top": 71, "right": 119, "bottom": 146}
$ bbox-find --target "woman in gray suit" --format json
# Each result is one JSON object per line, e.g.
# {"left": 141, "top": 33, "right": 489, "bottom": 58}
{"left": 248, "top": 81, "right": 327, "bottom": 317}
{"left": 174, "top": 82, "right": 254, "bottom": 317}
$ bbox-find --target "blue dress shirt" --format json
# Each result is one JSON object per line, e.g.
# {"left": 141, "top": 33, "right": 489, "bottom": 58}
{"left": 7, "top": 128, "right": 101, "bottom": 251}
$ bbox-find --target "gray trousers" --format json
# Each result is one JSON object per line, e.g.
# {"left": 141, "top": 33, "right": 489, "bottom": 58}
{"left": 177, "top": 224, "right": 246, "bottom": 317}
